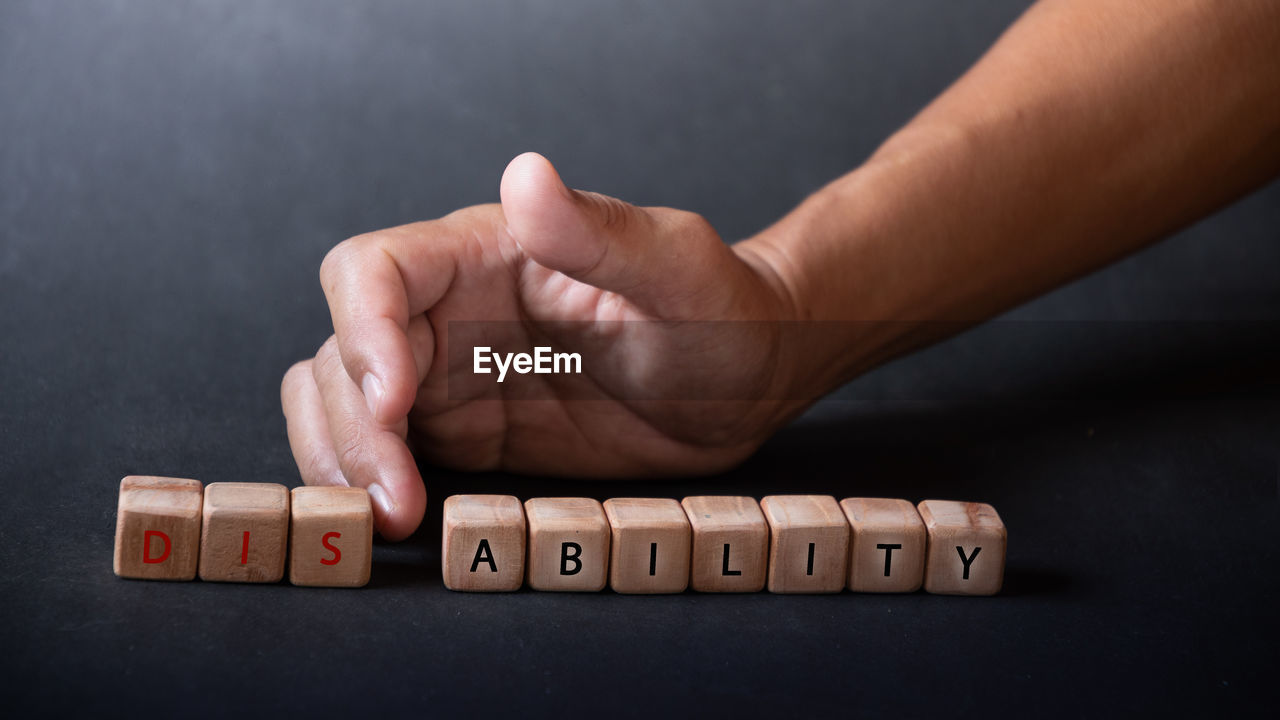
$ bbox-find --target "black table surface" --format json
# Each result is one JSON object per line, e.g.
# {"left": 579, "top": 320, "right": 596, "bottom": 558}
{"left": 3, "top": 1, "right": 1277, "bottom": 716}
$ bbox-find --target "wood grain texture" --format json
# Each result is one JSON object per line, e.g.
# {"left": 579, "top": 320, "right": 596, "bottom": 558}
{"left": 288, "top": 486, "right": 372, "bottom": 588}
{"left": 918, "top": 500, "right": 1006, "bottom": 596}
{"left": 198, "top": 482, "right": 289, "bottom": 583}
{"left": 681, "top": 496, "right": 768, "bottom": 593}
{"left": 840, "top": 497, "right": 926, "bottom": 593}
{"left": 524, "top": 498, "right": 609, "bottom": 592}
{"left": 113, "top": 476, "right": 203, "bottom": 581}
{"left": 602, "top": 498, "right": 691, "bottom": 594}
{"left": 760, "top": 495, "right": 849, "bottom": 594}
{"left": 442, "top": 494, "right": 526, "bottom": 592}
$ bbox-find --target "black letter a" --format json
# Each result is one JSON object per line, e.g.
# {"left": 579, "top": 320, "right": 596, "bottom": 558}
{"left": 470, "top": 538, "right": 497, "bottom": 573}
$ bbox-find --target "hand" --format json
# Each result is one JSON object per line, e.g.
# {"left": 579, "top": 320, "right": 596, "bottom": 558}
{"left": 281, "top": 153, "right": 799, "bottom": 540}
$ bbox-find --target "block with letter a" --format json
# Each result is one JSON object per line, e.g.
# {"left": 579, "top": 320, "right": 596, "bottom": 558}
{"left": 442, "top": 494, "right": 526, "bottom": 592}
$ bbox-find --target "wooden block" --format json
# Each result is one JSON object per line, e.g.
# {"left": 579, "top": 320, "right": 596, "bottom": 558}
{"left": 198, "top": 482, "right": 289, "bottom": 583}
{"left": 918, "top": 500, "right": 1006, "bottom": 596}
{"left": 681, "top": 496, "right": 768, "bottom": 593}
{"left": 840, "top": 497, "right": 926, "bottom": 593}
{"left": 524, "top": 498, "right": 609, "bottom": 592}
{"left": 113, "top": 476, "right": 203, "bottom": 581}
{"left": 760, "top": 495, "right": 849, "bottom": 594}
{"left": 442, "top": 494, "right": 526, "bottom": 592}
{"left": 602, "top": 498, "right": 691, "bottom": 594}
{"left": 288, "top": 486, "right": 372, "bottom": 588}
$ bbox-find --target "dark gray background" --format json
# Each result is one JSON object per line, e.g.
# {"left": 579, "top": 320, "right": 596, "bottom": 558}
{"left": 2, "top": 0, "right": 1277, "bottom": 716}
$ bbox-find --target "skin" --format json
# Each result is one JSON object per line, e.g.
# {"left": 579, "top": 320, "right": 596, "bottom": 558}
{"left": 281, "top": 0, "right": 1280, "bottom": 540}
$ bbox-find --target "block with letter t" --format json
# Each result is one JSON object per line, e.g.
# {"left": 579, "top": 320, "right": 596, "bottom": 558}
{"left": 113, "top": 476, "right": 203, "bottom": 581}
{"left": 840, "top": 497, "right": 926, "bottom": 593}
{"left": 288, "top": 486, "right": 372, "bottom": 588}
{"left": 524, "top": 498, "right": 609, "bottom": 592}
{"left": 442, "top": 494, "right": 526, "bottom": 592}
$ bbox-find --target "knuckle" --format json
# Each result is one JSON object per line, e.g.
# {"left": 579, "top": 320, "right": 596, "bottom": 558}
{"left": 333, "top": 419, "right": 372, "bottom": 475}
{"left": 319, "top": 233, "right": 379, "bottom": 291}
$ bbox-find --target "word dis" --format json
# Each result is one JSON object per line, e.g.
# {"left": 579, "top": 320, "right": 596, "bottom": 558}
{"left": 112, "top": 477, "right": 372, "bottom": 587}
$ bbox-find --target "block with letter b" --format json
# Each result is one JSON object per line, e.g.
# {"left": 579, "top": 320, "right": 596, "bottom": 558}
{"left": 442, "top": 494, "right": 526, "bottom": 592}
{"left": 525, "top": 498, "right": 609, "bottom": 592}
{"left": 198, "top": 482, "right": 289, "bottom": 583}
{"left": 602, "top": 498, "right": 691, "bottom": 594}
{"left": 288, "top": 486, "right": 372, "bottom": 588}
{"left": 840, "top": 497, "right": 926, "bottom": 593}
{"left": 113, "top": 476, "right": 203, "bottom": 581}
{"left": 760, "top": 495, "right": 849, "bottom": 593}
{"left": 918, "top": 500, "right": 1006, "bottom": 596}
{"left": 682, "top": 496, "right": 768, "bottom": 593}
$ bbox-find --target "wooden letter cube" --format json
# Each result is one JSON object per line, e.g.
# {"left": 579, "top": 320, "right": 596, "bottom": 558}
{"left": 681, "top": 496, "right": 768, "bottom": 593}
{"left": 113, "top": 476, "right": 203, "bottom": 581}
{"left": 442, "top": 495, "right": 526, "bottom": 592}
{"left": 525, "top": 498, "right": 609, "bottom": 592}
{"left": 918, "top": 500, "right": 1006, "bottom": 596}
{"left": 760, "top": 495, "right": 849, "bottom": 594}
{"left": 840, "top": 497, "right": 926, "bottom": 593}
{"left": 288, "top": 486, "right": 373, "bottom": 588}
{"left": 198, "top": 482, "right": 289, "bottom": 583}
{"left": 602, "top": 498, "right": 691, "bottom": 594}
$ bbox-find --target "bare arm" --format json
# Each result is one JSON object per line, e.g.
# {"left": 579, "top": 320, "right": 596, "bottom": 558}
{"left": 740, "top": 0, "right": 1280, "bottom": 415}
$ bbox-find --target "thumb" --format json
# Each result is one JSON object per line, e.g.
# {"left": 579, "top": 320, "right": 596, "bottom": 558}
{"left": 500, "top": 152, "right": 723, "bottom": 314}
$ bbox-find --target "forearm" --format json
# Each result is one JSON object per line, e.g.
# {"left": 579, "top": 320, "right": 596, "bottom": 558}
{"left": 741, "top": 0, "right": 1280, "bottom": 411}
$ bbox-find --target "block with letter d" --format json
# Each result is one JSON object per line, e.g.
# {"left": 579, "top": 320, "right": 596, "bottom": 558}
{"left": 113, "top": 476, "right": 203, "bottom": 581}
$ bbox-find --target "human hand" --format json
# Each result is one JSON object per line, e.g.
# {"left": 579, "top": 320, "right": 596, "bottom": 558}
{"left": 281, "top": 153, "right": 800, "bottom": 540}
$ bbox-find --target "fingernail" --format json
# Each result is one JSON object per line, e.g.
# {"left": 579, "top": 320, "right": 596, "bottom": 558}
{"left": 367, "top": 483, "right": 395, "bottom": 524}
{"left": 361, "top": 373, "right": 384, "bottom": 419}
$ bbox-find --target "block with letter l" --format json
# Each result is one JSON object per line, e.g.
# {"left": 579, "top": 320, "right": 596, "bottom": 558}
{"left": 682, "top": 496, "right": 768, "bottom": 592}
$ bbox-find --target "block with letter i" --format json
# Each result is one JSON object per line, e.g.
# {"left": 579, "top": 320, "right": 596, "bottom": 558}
{"left": 918, "top": 500, "right": 1006, "bottom": 596}
{"left": 840, "top": 497, "right": 926, "bottom": 593}
{"left": 113, "top": 476, "right": 203, "bottom": 581}
{"left": 525, "top": 498, "right": 609, "bottom": 592}
{"left": 760, "top": 495, "right": 849, "bottom": 593}
{"left": 602, "top": 498, "right": 691, "bottom": 594}
{"left": 442, "top": 495, "right": 526, "bottom": 592}
{"left": 288, "top": 486, "right": 372, "bottom": 588}
{"left": 198, "top": 482, "right": 289, "bottom": 583}
{"left": 682, "top": 496, "right": 768, "bottom": 592}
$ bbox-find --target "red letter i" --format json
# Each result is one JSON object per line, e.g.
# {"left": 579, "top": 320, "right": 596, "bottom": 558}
{"left": 240, "top": 531, "right": 250, "bottom": 565}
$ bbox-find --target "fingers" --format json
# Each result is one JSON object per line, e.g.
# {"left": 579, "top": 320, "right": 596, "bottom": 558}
{"left": 318, "top": 222, "right": 463, "bottom": 427}
{"left": 281, "top": 360, "right": 345, "bottom": 488}
{"left": 282, "top": 339, "right": 428, "bottom": 541}
{"left": 499, "top": 151, "right": 728, "bottom": 317}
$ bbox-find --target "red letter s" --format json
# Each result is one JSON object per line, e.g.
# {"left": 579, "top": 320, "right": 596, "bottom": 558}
{"left": 320, "top": 531, "right": 342, "bottom": 565}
